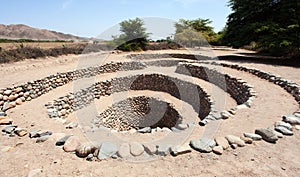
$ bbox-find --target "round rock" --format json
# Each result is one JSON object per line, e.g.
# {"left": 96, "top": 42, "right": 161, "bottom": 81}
{"left": 63, "top": 136, "right": 81, "bottom": 152}
{"left": 118, "top": 143, "right": 130, "bottom": 158}
{"left": 130, "top": 142, "right": 144, "bottom": 156}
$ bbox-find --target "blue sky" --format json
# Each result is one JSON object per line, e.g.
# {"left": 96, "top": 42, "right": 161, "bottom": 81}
{"left": 1, "top": 0, "right": 231, "bottom": 39}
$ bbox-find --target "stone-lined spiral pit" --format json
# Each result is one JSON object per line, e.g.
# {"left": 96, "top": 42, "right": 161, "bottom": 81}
{"left": 93, "top": 96, "right": 182, "bottom": 131}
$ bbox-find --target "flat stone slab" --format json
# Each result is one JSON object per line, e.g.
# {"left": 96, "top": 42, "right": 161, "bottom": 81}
{"left": 255, "top": 128, "right": 278, "bottom": 143}
{"left": 190, "top": 138, "right": 216, "bottom": 153}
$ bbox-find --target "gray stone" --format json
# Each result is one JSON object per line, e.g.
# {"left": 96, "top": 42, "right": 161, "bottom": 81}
{"left": 243, "top": 133, "right": 262, "bottom": 141}
{"left": 212, "top": 145, "right": 223, "bottom": 155}
{"left": 215, "top": 137, "right": 230, "bottom": 150}
{"left": 177, "top": 124, "right": 188, "bottom": 130}
{"left": 170, "top": 145, "right": 192, "bottom": 156}
{"left": 97, "top": 141, "right": 118, "bottom": 159}
{"left": 137, "top": 127, "right": 151, "bottom": 133}
{"left": 144, "top": 144, "right": 157, "bottom": 155}
{"left": 2, "top": 125, "right": 17, "bottom": 134}
{"left": 228, "top": 108, "right": 237, "bottom": 115}
{"left": 171, "top": 127, "right": 181, "bottom": 132}
{"left": 221, "top": 111, "right": 231, "bottom": 119}
{"left": 190, "top": 138, "right": 216, "bottom": 153}
{"left": 2, "top": 102, "right": 10, "bottom": 111}
{"left": 29, "top": 130, "right": 41, "bottom": 138}
{"left": 275, "top": 126, "right": 293, "bottom": 136}
{"left": 157, "top": 144, "right": 171, "bottom": 156}
{"left": 65, "top": 122, "right": 78, "bottom": 129}
{"left": 282, "top": 115, "right": 300, "bottom": 125}
{"left": 39, "top": 131, "right": 52, "bottom": 137}
{"left": 0, "top": 112, "right": 6, "bottom": 116}
{"left": 118, "top": 143, "right": 130, "bottom": 158}
{"left": 130, "top": 142, "right": 144, "bottom": 156}
{"left": 274, "top": 121, "right": 292, "bottom": 131}
{"left": 55, "top": 135, "right": 73, "bottom": 146}
{"left": 255, "top": 128, "right": 278, "bottom": 143}
{"left": 274, "top": 131, "right": 284, "bottom": 138}
{"left": 36, "top": 135, "right": 50, "bottom": 143}
{"left": 86, "top": 153, "right": 94, "bottom": 161}
{"left": 225, "top": 135, "right": 246, "bottom": 147}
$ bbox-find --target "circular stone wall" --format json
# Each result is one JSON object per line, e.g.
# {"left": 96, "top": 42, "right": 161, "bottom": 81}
{"left": 93, "top": 96, "right": 182, "bottom": 131}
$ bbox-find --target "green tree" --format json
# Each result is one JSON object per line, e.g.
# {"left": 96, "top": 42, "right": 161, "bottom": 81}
{"left": 111, "top": 18, "right": 149, "bottom": 51}
{"left": 222, "top": 0, "right": 300, "bottom": 57}
{"left": 174, "top": 18, "right": 217, "bottom": 47}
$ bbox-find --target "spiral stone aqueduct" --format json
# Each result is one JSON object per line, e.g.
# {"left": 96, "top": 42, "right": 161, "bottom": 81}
{"left": 1, "top": 50, "right": 299, "bottom": 163}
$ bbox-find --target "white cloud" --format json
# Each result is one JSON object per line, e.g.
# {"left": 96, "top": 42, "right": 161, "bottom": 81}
{"left": 62, "top": 0, "right": 73, "bottom": 9}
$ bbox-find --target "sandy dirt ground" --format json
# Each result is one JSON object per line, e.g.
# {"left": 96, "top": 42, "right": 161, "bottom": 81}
{"left": 0, "top": 48, "right": 299, "bottom": 177}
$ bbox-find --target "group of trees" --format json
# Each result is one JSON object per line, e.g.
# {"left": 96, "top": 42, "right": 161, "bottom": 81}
{"left": 111, "top": 0, "right": 299, "bottom": 57}
{"left": 222, "top": 0, "right": 299, "bottom": 57}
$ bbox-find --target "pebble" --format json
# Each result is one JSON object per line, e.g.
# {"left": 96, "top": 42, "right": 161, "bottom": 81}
{"left": 255, "top": 128, "right": 278, "bottom": 143}
{"left": 14, "top": 128, "right": 28, "bottom": 137}
{"left": 221, "top": 111, "right": 231, "bottom": 119}
{"left": 0, "top": 118, "right": 13, "bottom": 125}
{"left": 274, "top": 121, "right": 292, "bottom": 131}
{"left": 56, "top": 135, "right": 73, "bottom": 146}
{"left": 295, "top": 125, "right": 300, "bottom": 130}
{"left": 65, "top": 122, "right": 78, "bottom": 129}
{"left": 36, "top": 135, "right": 50, "bottom": 143}
{"left": 63, "top": 136, "right": 81, "bottom": 152}
{"left": 118, "top": 143, "right": 131, "bottom": 158}
{"left": 177, "top": 124, "right": 188, "bottom": 130}
{"left": 171, "top": 127, "right": 181, "bottom": 132}
{"left": 157, "top": 144, "right": 171, "bottom": 156}
{"left": 86, "top": 153, "right": 94, "bottom": 161}
{"left": 137, "top": 127, "right": 151, "bottom": 133}
{"left": 4, "top": 90, "right": 12, "bottom": 95}
{"left": 240, "top": 137, "right": 253, "bottom": 144}
{"left": 170, "top": 145, "right": 192, "bottom": 156}
{"left": 215, "top": 137, "right": 230, "bottom": 150}
{"left": 190, "top": 138, "right": 216, "bottom": 153}
{"left": 243, "top": 133, "right": 262, "bottom": 141}
{"left": 2, "top": 125, "right": 17, "bottom": 134}
{"left": 27, "top": 169, "right": 43, "bottom": 177}
{"left": 76, "top": 143, "right": 98, "bottom": 158}
{"left": 15, "top": 98, "right": 23, "bottom": 105}
{"left": 130, "top": 142, "right": 144, "bottom": 156}
{"left": 225, "top": 135, "right": 246, "bottom": 147}
{"left": 39, "top": 131, "right": 52, "bottom": 137}
{"left": 275, "top": 126, "right": 293, "bottom": 136}
{"left": 212, "top": 145, "right": 223, "bottom": 155}
{"left": 129, "top": 128, "right": 137, "bottom": 134}
{"left": 29, "top": 130, "right": 41, "bottom": 138}
{"left": 231, "top": 144, "right": 238, "bottom": 149}
{"left": 228, "top": 108, "right": 237, "bottom": 115}
{"left": 144, "top": 144, "right": 157, "bottom": 155}
{"left": 274, "top": 131, "right": 284, "bottom": 138}
{"left": 282, "top": 115, "right": 300, "bottom": 125}
{"left": 97, "top": 141, "right": 118, "bottom": 159}
{"left": 2, "top": 102, "right": 10, "bottom": 111}
{"left": 162, "top": 127, "right": 172, "bottom": 132}
{"left": 0, "top": 112, "right": 6, "bottom": 116}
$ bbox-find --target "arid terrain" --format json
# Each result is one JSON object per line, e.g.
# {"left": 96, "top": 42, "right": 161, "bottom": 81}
{"left": 0, "top": 48, "right": 299, "bottom": 177}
